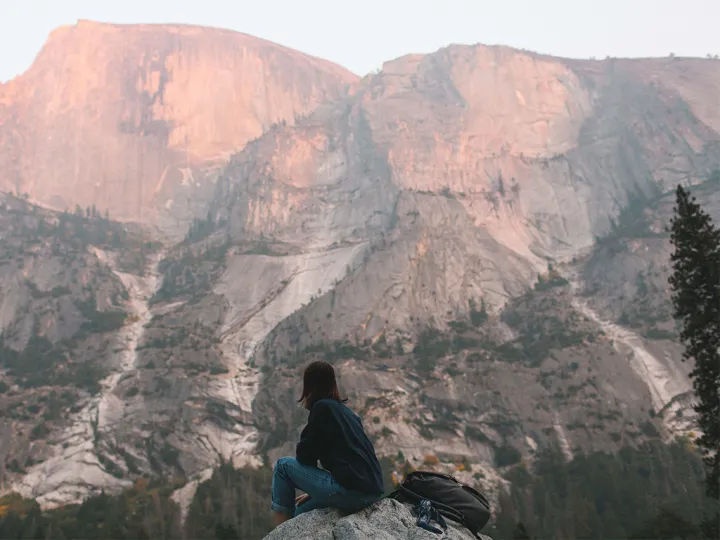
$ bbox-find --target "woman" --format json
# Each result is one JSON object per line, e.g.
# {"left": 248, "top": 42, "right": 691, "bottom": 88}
{"left": 271, "top": 361, "right": 384, "bottom": 526}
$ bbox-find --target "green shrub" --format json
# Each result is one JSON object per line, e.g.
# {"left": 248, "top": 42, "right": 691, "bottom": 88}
{"left": 209, "top": 365, "right": 229, "bottom": 375}
{"left": 465, "top": 425, "right": 491, "bottom": 444}
{"left": 640, "top": 420, "right": 660, "bottom": 438}
{"left": 495, "top": 443, "right": 522, "bottom": 467}
{"left": 30, "top": 421, "right": 50, "bottom": 441}
{"left": 75, "top": 298, "right": 126, "bottom": 334}
{"left": 413, "top": 328, "right": 451, "bottom": 372}
{"left": 469, "top": 298, "right": 489, "bottom": 326}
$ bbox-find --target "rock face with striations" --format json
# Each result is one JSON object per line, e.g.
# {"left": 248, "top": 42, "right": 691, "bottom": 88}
{"left": 0, "top": 193, "right": 160, "bottom": 498}
{"left": 203, "top": 45, "right": 719, "bottom": 465}
{"left": 0, "top": 21, "right": 357, "bottom": 233}
{"left": 263, "top": 499, "right": 491, "bottom": 540}
{"left": 2, "top": 26, "right": 720, "bottom": 514}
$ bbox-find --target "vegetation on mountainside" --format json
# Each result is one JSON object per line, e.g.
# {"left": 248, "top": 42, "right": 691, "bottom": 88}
{"left": 0, "top": 466, "right": 274, "bottom": 540}
{"left": 616, "top": 266, "right": 677, "bottom": 340}
{"left": 151, "top": 239, "right": 230, "bottom": 304}
{"left": 275, "top": 281, "right": 595, "bottom": 375}
{"left": 185, "top": 465, "right": 273, "bottom": 540}
{"left": 490, "top": 440, "right": 713, "bottom": 540}
{"left": 184, "top": 212, "right": 222, "bottom": 244}
{"left": 668, "top": 184, "right": 720, "bottom": 538}
{"left": 0, "top": 335, "right": 103, "bottom": 393}
{"left": 594, "top": 182, "right": 666, "bottom": 251}
{"left": 497, "top": 288, "right": 598, "bottom": 367}
{"left": 0, "top": 194, "right": 162, "bottom": 460}
{"left": 585, "top": 170, "right": 720, "bottom": 340}
{"left": 533, "top": 264, "right": 569, "bottom": 291}
{"left": 0, "top": 479, "right": 183, "bottom": 540}
{"left": 0, "top": 442, "right": 711, "bottom": 540}
{"left": 74, "top": 295, "right": 127, "bottom": 335}
{"left": 0, "top": 194, "right": 156, "bottom": 273}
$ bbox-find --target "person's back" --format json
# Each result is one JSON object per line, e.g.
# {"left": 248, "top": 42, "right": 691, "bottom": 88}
{"left": 296, "top": 397, "right": 383, "bottom": 495}
{"left": 270, "top": 362, "right": 383, "bottom": 528}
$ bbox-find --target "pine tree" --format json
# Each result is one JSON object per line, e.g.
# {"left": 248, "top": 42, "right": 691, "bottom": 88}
{"left": 630, "top": 508, "right": 701, "bottom": 539}
{"left": 513, "top": 522, "right": 532, "bottom": 539}
{"left": 668, "top": 184, "right": 720, "bottom": 539}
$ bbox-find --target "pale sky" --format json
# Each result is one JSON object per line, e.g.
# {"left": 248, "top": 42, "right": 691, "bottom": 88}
{"left": 1, "top": 0, "right": 719, "bottom": 82}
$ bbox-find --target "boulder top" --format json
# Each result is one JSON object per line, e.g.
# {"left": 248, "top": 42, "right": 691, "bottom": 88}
{"left": 264, "top": 498, "right": 492, "bottom": 540}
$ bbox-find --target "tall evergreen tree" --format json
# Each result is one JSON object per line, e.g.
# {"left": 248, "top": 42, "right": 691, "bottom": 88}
{"left": 630, "top": 508, "right": 701, "bottom": 540}
{"left": 668, "top": 184, "right": 720, "bottom": 538}
{"left": 513, "top": 522, "right": 532, "bottom": 539}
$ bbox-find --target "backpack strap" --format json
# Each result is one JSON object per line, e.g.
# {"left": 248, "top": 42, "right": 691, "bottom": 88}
{"left": 429, "top": 505, "right": 448, "bottom": 531}
{"left": 395, "top": 485, "right": 466, "bottom": 525}
{"left": 412, "top": 500, "right": 447, "bottom": 535}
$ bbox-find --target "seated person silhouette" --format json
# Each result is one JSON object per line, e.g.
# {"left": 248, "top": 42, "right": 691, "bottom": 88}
{"left": 271, "top": 361, "right": 384, "bottom": 527}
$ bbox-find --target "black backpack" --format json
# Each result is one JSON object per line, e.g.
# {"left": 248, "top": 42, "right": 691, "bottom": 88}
{"left": 389, "top": 470, "right": 491, "bottom": 538}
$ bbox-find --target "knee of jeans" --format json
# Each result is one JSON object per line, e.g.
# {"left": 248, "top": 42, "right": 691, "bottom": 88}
{"left": 274, "top": 456, "right": 294, "bottom": 473}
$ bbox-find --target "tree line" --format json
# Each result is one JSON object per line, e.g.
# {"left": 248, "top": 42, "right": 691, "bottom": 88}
{"left": 0, "top": 466, "right": 273, "bottom": 540}
{"left": 0, "top": 441, "right": 713, "bottom": 539}
{"left": 490, "top": 440, "right": 713, "bottom": 539}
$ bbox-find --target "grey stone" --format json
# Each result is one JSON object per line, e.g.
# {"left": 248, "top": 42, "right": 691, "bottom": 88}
{"left": 263, "top": 498, "right": 491, "bottom": 540}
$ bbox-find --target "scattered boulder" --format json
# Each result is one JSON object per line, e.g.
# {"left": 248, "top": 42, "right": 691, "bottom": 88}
{"left": 264, "top": 498, "right": 492, "bottom": 539}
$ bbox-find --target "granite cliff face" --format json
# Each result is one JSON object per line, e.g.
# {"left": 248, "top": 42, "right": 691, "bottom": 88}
{"left": 197, "top": 45, "right": 719, "bottom": 479}
{"left": 0, "top": 21, "right": 357, "bottom": 234}
{"left": 0, "top": 194, "right": 162, "bottom": 501}
{"left": 1, "top": 30, "right": 720, "bottom": 513}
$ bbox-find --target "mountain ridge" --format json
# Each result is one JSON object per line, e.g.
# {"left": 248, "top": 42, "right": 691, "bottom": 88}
{"left": 0, "top": 20, "right": 358, "bottom": 233}
{"left": 1, "top": 22, "right": 719, "bottom": 512}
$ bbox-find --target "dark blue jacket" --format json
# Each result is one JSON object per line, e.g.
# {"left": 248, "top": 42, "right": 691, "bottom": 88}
{"left": 296, "top": 398, "right": 384, "bottom": 495}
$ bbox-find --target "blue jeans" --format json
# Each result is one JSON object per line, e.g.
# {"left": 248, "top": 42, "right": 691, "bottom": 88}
{"left": 271, "top": 456, "right": 382, "bottom": 517}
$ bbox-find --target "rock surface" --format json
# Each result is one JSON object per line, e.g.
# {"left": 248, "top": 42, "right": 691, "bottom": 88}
{"left": 2, "top": 25, "right": 720, "bottom": 510}
{"left": 0, "top": 21, "right": 357, "bottom": 233}
{"left": 263, "top": 499, "right": 491, "bottom": 540}
{"left": 203, "top": 45, "right": 719, "bottom": 468}
{"left": 0, "top": 193, "right": 160, "bottom": 496}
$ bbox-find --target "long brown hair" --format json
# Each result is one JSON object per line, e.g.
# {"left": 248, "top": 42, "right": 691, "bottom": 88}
{"left": 298, "top": 361, "right": 347, "bottom": 409}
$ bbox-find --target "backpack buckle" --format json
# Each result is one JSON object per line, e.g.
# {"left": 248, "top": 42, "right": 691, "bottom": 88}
{"left": 412, "top": 499, "right": 448, "bottom": 535}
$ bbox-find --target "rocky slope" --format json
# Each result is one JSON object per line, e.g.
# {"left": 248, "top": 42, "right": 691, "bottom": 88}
{"left": 208, "top": 47, "right": 720, "bottom": 487}
{"left": 264, "top": 498, "right": 492, "bottom": 540}
{"left": 0, "top": 194, "right": 161, "bottom": 500}
{"left": 0, "top": 20, "right": 357, "bottom": 234}
{"left": 2, "top": 33, "right": 720, "bottom": 512}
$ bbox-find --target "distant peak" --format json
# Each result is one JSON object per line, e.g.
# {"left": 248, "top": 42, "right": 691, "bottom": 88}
{"left": 37, "top": 19, "right": 358, "bottom": 81}
{"left": 380, "top": 54, "right": 425, "bottom": 74}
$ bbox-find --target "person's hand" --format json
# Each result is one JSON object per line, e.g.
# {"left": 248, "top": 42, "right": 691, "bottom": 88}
{"left": 296, "top": 493, "right": 311, "bottom": 506}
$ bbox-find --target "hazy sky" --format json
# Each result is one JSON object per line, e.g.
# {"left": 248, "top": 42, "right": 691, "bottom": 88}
{"left": 1, "top": 0, "right": 719, "bottom": 81}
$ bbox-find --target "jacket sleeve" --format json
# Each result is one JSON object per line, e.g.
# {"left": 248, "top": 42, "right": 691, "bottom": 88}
{"left": 296, "top": 403, "right": 329, "bottom": 466}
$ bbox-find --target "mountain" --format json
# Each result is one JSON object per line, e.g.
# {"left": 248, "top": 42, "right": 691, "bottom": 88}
{"left": 0, "top": 20, "right": 357, "bottom": 235}
{"left": 0, "top": 193, "right": 162, "bottom": 503}
{"left": 1, "top": 27, "right": 719, "bottom": 517}
{"left": 207, "top": 44, "right": 719, "bottom": 459}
